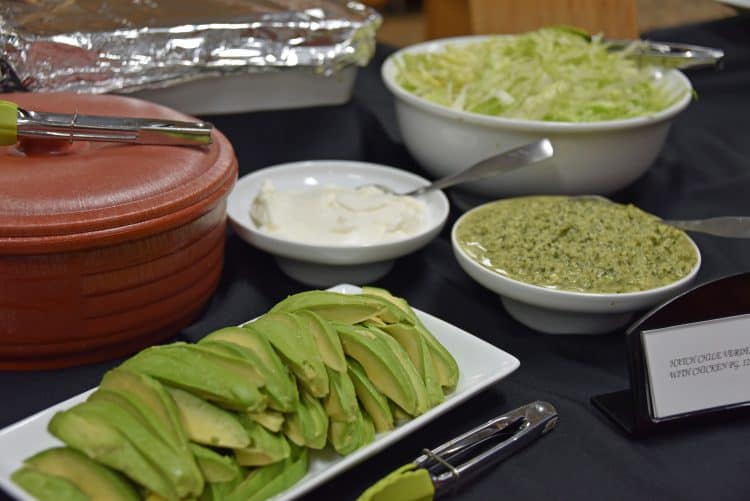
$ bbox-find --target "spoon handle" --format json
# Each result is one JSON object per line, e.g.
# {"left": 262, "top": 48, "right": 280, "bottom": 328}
{"left": 663, "top": 217, "right": 750, "bottom": 239}
{"left": 407, "top": 138, "right": 554, "bottom": 197}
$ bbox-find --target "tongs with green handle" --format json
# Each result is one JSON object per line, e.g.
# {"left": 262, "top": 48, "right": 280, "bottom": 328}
{"left": 358, "top": 401, "right": 558, "bottom": 501}
{"left": 0, "top": 99, "right": 212, "bottom": 147}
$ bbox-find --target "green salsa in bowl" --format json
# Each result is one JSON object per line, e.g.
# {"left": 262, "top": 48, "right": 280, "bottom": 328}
{"left": 451, "top": 196, "right": 701, "bottom": 334}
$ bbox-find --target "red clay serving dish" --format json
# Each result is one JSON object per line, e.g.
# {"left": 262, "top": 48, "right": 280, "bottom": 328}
{"left": 0, "top": 93, "right": 237, "bottom": 370}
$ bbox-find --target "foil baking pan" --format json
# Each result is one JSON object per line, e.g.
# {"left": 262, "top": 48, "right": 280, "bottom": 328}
{"left": 0, "top": 1, "right": 381, "bottom": 113}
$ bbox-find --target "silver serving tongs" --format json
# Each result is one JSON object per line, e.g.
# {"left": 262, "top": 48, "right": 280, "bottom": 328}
{"left": 0, "top": 99, "right": 212, "bottom": 147}
{"left": 608, "top": 39, "right": 724, "bottom": 70}
{"left": 418, "top": 401, "right": 558, "bottom": 495}
{"left": 358, "top": 401, "right": 558, "bottom": 501}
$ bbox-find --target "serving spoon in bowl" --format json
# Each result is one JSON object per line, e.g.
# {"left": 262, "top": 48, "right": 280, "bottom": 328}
{"left": 574, "top": 195, "right": 750, "bottom": 239}
{"left": 368, "top": 138, "right": 554, "bottom": 197}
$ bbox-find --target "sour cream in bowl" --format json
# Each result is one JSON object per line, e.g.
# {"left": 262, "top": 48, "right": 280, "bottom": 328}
{"left": 228, "top": 160, "right": 449, "bottom": 286}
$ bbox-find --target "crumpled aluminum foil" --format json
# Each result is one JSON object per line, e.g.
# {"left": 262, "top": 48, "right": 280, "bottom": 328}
{"left": 0, "top": 0, "right": 381, "bottom": 94}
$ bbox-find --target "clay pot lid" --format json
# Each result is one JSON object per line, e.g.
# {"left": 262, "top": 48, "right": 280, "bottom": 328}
{"left": 0, "top": 93, "right": 237, "bottom": 253}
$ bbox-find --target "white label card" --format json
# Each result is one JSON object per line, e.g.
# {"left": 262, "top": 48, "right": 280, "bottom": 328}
{"left": 641, "top": 313, "right": 750, "bottom": 419}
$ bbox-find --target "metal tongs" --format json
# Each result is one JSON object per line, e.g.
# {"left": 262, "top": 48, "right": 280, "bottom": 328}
{"left": 0, "top": 99, "right": 212, "bottom": 147}
{"left": 609, "top": 39, "right": 724, "bottom": 70}
{"left": 358, "top": 401, "right": 558, "bottom": 501}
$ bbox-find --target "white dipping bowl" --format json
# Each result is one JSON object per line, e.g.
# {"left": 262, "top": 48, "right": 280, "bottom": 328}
{"left": 228, "top": 160, "right": 449, "bottom": 287}
{"left": 450, "top": 208, "right": 702, "bottom": 334}
{"left": 382, "top": 36, "right": 693, "bottom": 199}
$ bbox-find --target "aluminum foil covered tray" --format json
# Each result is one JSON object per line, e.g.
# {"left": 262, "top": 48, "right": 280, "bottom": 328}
{"left": 0, "top": 0, "right": 381, "bottom": 114}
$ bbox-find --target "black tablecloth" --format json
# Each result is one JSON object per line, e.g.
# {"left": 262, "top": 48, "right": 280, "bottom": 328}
{"left": 3, "top": 15, "right": 750, "bottom": 501}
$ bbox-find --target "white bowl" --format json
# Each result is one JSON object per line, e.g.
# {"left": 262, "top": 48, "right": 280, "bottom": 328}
{"left": 450, "top": 209, "right": 702, "bottom": 335}
{"left": 382, "top": 35, "right": 693, "bottom": 199}
{"left": 227, "top": 160, "right": 449, "bottom": 287}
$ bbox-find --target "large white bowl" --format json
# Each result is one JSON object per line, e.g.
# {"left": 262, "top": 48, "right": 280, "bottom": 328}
{"left": 228, "top": 160, "right": 449, "bottom": 287}
{"left": 450, "top": 207, "right": 702, "bottom": 334}
{"left": 382, "top": 36, "right": 693, "bottom": 199}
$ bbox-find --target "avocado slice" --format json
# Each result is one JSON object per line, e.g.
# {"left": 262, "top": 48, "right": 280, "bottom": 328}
{"left": 245, "top": 446, "right": 308, "bottom": 501}
{"left": 328, "top": 402, "right": 368, "bottom": 456}
{"left": 166, "top": 386, "right": 250, "bottom": 449}
{"left": 12, "top": 467, "right": 89, "bottom": 501}
{"left": 121, "top": 343, "right": 267, "bottom": 412}
{"left": 248, "top": 312, "right": 329, "bottom": 398}
{"left": 324, "top": 367, "right": 359, "bottom": 423}
{"left": 361, "top": 412, "right": 376, "bottom": 446}
{"left": 333, "top": 322, "right": 418, "bottom": 415}
{"left": 283, "top": 389, "right": 328, "bottom": 450}
{"left": 368, "top": 325, "right": 430, "bottom": 416}
{"left": 48, "top": 407, "right": 177, "bottom": 499}
{"left": 19, "top": 447, "right": 138, "bottom": 501}
{"left": 347, "top": 358, "right": 394, "bottom": 433}
{"left": 247, "top": 410, "right": 284, "bottom": 432}
{"left": 377, "top": 322, "right": 444, "bottom": 408}
{"left": 189, "top": 443, "right": 242, "bottom": 483}
{"left": 389, "top": 400, "right": 413, "bottom": 422}
{"left": 361, "top": 287, "right": 459, "bottom": 389}
{"left": 74, "top": 398, "right": 202, "bottom": 498}
{"left": 234, "top": 416, "right": 291, "bottom": 466}
{"left": 270, "top": 290, "right": 385, "bottom": 324}
{"left": 99, "top": 368, "right": 189, "bottom": 452}
{"left": 293, "top": 310, "right": 347, "bottom": 373}
{"left": 199, "top": 339, "right": 298, "bottom": 413}
{"left": 200, "top": 326, "right": 299, "bottom": 412}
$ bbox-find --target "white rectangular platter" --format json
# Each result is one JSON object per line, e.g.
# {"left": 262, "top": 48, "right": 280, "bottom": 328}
{"left": 0, "top": 285, "right": 520, "bottom": 501}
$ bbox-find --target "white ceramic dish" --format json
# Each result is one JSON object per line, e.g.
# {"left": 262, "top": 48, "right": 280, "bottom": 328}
{"left": 451, "top": 211, "right": 702, "bottom": 335}
{"left": 130, "top": 67, "right": 357, "bottom": 115}
{"left": 227, "top": 160, "right": 450, "bottom": 286}
{"left": 715, "top": 0, "right": 750, "bottom": 12}
{"left": 0, "top": 283, "right": 520, "bottom": 501}
{"left": 382, "top": 35, "right": 693, "bottom": 199}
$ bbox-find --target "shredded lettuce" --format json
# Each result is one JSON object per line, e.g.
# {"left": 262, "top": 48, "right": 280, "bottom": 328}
{"left": 394, "top": 28, "right": 686, "bottom": 122}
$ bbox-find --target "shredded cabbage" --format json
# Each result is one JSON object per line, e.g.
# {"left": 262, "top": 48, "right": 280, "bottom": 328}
{"left": 394, "top": 28, "right": 686, "bottom": 122}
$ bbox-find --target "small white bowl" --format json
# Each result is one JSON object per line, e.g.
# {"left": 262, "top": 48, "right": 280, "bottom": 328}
{"left": 450, "top": 210, "right": 702, "bottom": 334}
{"left": 382, "top": 35, "right": 693, "bottom": 199}
{"left": 227, "top": 160, "right": 449, "bottom": 287}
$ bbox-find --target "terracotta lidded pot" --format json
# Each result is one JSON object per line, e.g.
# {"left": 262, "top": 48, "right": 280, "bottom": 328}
{"left": 0, "top": 93, "right": 238, "bottom": 370}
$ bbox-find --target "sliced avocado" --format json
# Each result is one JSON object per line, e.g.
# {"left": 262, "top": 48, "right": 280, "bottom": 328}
{"left": 328, "top": 403, "right": 366, "bottom": 456}
{"left": 199, "top": 339, "right": 298, "bottom": 413}
{"left": 389, "top": 400, "right": 413, "bottom": 422}
{"left": 347, "top": 358, "right": 394, "bottom": 433}
{"left": 242, "top": 446, "right": 308, "bottom": 501}
{"left": 48, "top": 408, "right": 177, "bottom": 499}
{"left": 200, "top": 326, "right": 299, "bottom": 412}
{"left": 189, "top": 443, "right": 242, "bottom": 483}
{"left": 22, "top": 447, "right": 139, "bottom": 501}
{"left": 293, "top": 310, "right": 347, "bottom": 372}
{"left": 333, "top": 322, "right": 418, "bottom": 415}
{"left": 166, "top": 386, "right": 250, "bottom": 449}
{"left": 368, "top": 325, "right": 429, "bottom": 416}
{"left": 282, "top": 389, "right": 328, "bottom": 450}
{"left": 74, "top": 398, "right": 202, "bottom": 499}
{"left": 248, "top": 312, "right": 329, "bottom": 398}
{"left": 198, "top": 475, "right": 242, "bottom": 501}
{"left": 270, "top": 290, "right": 385, "bottom": 324}
{"left": 121, "top": 343, "right": 266, "bottom": 412}
{"left": 377, "top": 322, "right": 444, "bottom": 408}
{"left": 361, "top": 412, "right": 376, "bottom": 446}
{"left": 234, "top": 416, "right": 291, "bottom": 466}
{"left": 362, "top": 287, "right": 459, "bottom": 389}
{"left": 224, "top": 456, "right": 286, "bottom": 501}
{"left": 247, "top": 410, "right": 284, "bottom": 432}
{"left": 324, "top": 367, "right": 359, "bottom": 423}
{"left": 12, "top": 467, "right": 88, "bottom": 501}
{"left": 99, "top": 368, "right": 188, "bottom": 452}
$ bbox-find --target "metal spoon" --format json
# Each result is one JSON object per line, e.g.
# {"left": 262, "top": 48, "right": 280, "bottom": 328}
{"left": 574, "top": 195, "right": 750, "bottom": 239}
{"left": 368, "top": 138, "right": 553, "bottom": 197}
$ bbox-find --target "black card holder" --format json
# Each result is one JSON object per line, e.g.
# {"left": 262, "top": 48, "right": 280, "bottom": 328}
{"left": 592, "top": 271, "right": 750, "bottom": 437}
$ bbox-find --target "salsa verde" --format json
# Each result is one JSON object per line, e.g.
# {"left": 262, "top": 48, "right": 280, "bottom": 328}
{"left": 455, "top": 196, "right": 698, "bottom": 293}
